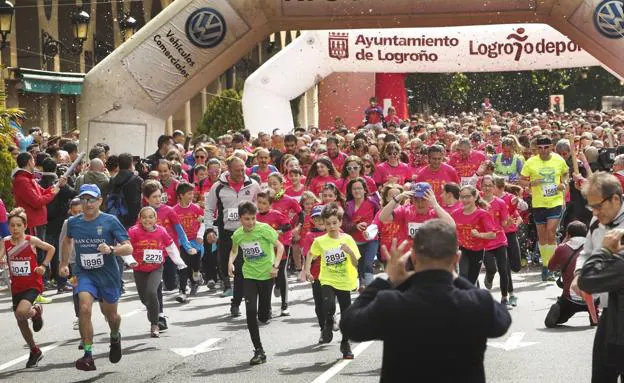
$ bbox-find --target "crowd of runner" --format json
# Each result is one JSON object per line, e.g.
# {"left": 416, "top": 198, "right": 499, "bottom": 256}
{"left": 1, "top": 99, "right": 624, "bottom": 369}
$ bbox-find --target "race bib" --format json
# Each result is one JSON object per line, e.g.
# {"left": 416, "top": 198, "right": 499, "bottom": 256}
{"left": 542, "top": 183, "right": 558, "bottom": 197}
{"left": 408, "top": 222, "right": 423, "bottom": 238}
{"left": 240, "top": 242, "right": 265, "bottom": 260}
{"left": 10, "top": 260, "right": 31, "bottom": 276}
{"left": 81, "top": 253, "right": 104, "bottom": 270}
{"left": 143, "top": 249, "right": 163, "bottom": 264}
{"left": 324, "top": 247, "right": 346, "bottom": 266}
{"left": 226, "top": 208, "right": 239, "bottom": 222}
{"left": 460, "top": 176, "right": 477, "bottom": 187}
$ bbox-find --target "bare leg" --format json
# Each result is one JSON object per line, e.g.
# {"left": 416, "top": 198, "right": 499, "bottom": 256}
{"left": 78, "top": 292, "right": 95, "bottom": 345}
{"left": 14, "top": 300, "right": 36, "bottom": 349}
{"left": 100, "top": 301, "right": 121, "bottom": 336}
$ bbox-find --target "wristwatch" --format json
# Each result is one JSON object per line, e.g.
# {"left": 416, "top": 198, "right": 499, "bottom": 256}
{"left": 42, "top": 262, "right": 49, "bottom": 268}
{"left": 272, "top": 264, "right": 280, "bottom": 269}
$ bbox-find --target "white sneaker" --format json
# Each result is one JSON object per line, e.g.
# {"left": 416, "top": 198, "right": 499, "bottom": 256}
{"left": 73, "top": 318, "right": 79, "bottom": 330}
{"left": 176, "top": 293, "right": 188, "bottom": 303}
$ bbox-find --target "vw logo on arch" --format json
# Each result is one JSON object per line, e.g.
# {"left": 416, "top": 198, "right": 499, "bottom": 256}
{"left": 185, "top": 8, "right": 227, "bottom": 48}
{"left": 594, "top": 0, "right": 624, "bottom": 39}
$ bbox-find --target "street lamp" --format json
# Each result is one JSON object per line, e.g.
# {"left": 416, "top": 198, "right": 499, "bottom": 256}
{"left": 120, "top": 14, "right": 138, "bottom": 41}
{"left": 0, "top": 0, "right": 14, "bottom": 49}
{"left": 42, "top": 8, "right": 91, "bottom": 57}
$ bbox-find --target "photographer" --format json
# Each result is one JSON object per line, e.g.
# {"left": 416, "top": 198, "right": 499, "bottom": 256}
{"left": 572, "top": 172, "right": 624, "bottom": 382}
{"left": 340, "top": 219, "right": 511, "bottom": 383}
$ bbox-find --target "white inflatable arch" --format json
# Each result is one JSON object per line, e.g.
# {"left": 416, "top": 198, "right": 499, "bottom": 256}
{"left": 243, "top": 24, "right": 615, "bottom": 135}
{"left": 78, "top": 0, "right": 624, "bottom": 155}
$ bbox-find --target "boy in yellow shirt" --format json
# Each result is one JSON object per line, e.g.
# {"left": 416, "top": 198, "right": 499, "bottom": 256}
{"left": 305, "top": 202, "right": 360, "bottom": 359}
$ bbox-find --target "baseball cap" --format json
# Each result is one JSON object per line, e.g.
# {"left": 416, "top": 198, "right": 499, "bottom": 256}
{"left": 411, "top": 182, "right": 431, "bottom": 198}
{"left": 311, "top": 205, "right": 324, "bottom": 218}
{"left": 78, "top": 184, "right": 101, "bottom": 198}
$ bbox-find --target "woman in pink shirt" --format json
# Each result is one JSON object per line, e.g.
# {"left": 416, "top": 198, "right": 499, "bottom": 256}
{"left": 480, "top": 175, "right": 512, "bottom": 306}
{"left": 451, "top": 185, "right": 497, "bottom": 285}
{"left": 305, "top": 157, "right": 339, "bottom": 197}
{"left": 337, "top": 156, "right": 378, "bottom": 197}
{"left": 373, "top": 142, "right": 412, "bottom": 187}
{"left": 368, "top": 184, "right": 403, "bottom": 265}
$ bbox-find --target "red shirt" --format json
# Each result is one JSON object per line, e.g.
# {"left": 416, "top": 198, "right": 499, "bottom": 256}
{"left": 372, "top": 211, "right": 401, "bottom": 262}
{"left": 501, "top": 192, "right": 521, "bottom": 233}
{"left": 307, "top": 175, "right": 338, "bottom": 196}
{"left": 325, "top": 152, "right": 348, "bottom": 173}
{"left": 345, "top": 199, "right": 377, "bottom": 243}
{"left": 257, "top": 209, "right": 292, "bottom": 250}
{"left": 194, "top": 178, "right": 214, "bottom": 204}
{"left": 155, "top": 204, "right": 181, "bottom": 246}
{"left": 483, "top": 197, "right": 509, "bottom": 250}
{"left": 451, "top": 208, "right": 496, "bottom": 251}
{"left": 173, "top": 203, "right": 203, "bottom": 240}
{"left": 300, "top": 229, "right": 324, "bottom": 279}
{"left": 284, "top": 185, "right": 305, "bottom": 201}
{"left": 448, "top": 150, "right": 486, "bottom": 183}
{"left": 227, "top": 175, "right": 244, "bottom": 193}
{"left": 415, "top": 164, "right": 460, "bottom": 200}
{"left": 271, "top": 194, "right": 302, "bottom": 228}
{"left": 373, "top": 162, "right": 412, "bottom": 186}
{"left": 299, "top": 214, "right": 314, "bottom": 243}
{"left": 284, "top": 175, "right": 306, "bottom": 190}
{"left": 392, "top": 204, "right": 438, "bottom": 246}
{"left": 442, "top": 201, "right": 463, "bottom": 214}
{"left": 6, "top": 235, "right": 43, "bottom": 294}
{"left": 161, "top": 178, "right": 180, "bottom": 207}
{"left": 128, "top": 224, "right": 174, "bottom": 273}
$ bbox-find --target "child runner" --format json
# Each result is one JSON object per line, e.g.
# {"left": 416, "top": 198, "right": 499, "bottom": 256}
{"left": 228, "top": 201, "right": 284, "bottom": 365}
{"left": 284, "top": 168, "right": 305, "bottom": 201}
{"left": 268, "top": 172, "right": 303, "bottom": 274}
{"left": 305, "top": 202, "right": 361, "bottom": 359}
{"left": 173, "top": 182, "right": 205, "bottom": 299}
{"left": 367, "top": 184, "right": 404, "bottom": 267}
{"left": 129, "top": 207, "right": 187, "bottom": 337}
{"left": 0, "top": 208, "right": 55, "bottom": 368}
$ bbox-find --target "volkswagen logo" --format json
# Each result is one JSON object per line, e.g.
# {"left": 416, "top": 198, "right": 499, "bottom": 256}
{"left": 594, "top": 0, "right": 624, "bottom": 39}
{"left": 185, "top": 8, "right": 227, "bottom": 48}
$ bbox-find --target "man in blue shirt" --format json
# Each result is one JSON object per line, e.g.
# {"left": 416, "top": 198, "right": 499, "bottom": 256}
{"left": 60, "top": 184, "right": 135, "bottom": 371}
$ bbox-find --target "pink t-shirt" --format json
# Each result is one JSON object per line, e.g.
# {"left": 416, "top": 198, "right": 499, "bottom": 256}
{"left": 161, "top": 178, "right": 180, "bottom": 207}
{"left": 501, "top": 193, "right": 521, "bottom": 233}
{"left": 345, "top": 199, "right": 377, "bottom": 243}
{"left": 325, "top": 152, "right": 348, "bottom": 172}
{"left": 307, "top": 175, "right": 339, "bottom": 196}
{"left": 173, "top": 203, "right": 203, "bottom": 240}
{"left": 483, "top": 197, "right": 509, "bottom": 250}
{"left": 415, "top": 164, "right": 460, "bottom": 200}
{"left": 392, "top": 204, "right": 438, "bottom": 245}
{"left": 155, "top": 204, "right": 181, "bottom": 246}
{"left": 128, "top": 224, "right": 174, "bottom": 273}
{"left": 336, "top": 176, "right": 377, "bottom": 196}
{"left": 284, "top": 185, "right": 305, "bottom": 201}
{"left": 372, "top": 210, "right": 401, "bottom": 262}
{"left": 451, "top": 207, "right": 497, "bottom": 251}
{"left": 442, "top": 201, "right": 463, "bottom": 214}
{"left": 271, "top": 194, "right": 302, "bottom": 227}
{"left": 448, "top": 151, "right": 486, "bottom": 185}
{"left": 373, "top": 162, "right": 413, "bottom": 186}
{"left": 257, "top": 209, "right": 292, "bottom": 250}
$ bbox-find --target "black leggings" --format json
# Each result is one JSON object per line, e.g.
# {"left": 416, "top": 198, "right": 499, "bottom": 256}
{"left": 459, "top": 247, "right": 484, "bottom": 285}
{"left": 201, "top": 242, "right": 219, "bottom": 282}
{"left": 275, "top": 247, "right": 290, "bottom": 309}
{"left": 218, "top": 229, "right": 244, "bottom": 307}
{"left": 322, "top": 285, "right": 351, "bottom": 343}
{"left": 484, "top": 246, "right": 509, "bottom": 297}
{"left": 178, "top": 247, "right": 201, "bottom": 292}
{"left": 244, "top": 278, "right": 274, "bottom": 350}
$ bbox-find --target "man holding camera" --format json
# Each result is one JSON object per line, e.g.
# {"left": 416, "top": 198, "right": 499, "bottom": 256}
{"left": 573, "top": 172, "right": 624, "bottom": 382}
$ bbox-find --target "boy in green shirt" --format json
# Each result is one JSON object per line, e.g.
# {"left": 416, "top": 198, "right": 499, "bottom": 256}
{"left": 228, "top": 201, "right": 284, "bottom": 366}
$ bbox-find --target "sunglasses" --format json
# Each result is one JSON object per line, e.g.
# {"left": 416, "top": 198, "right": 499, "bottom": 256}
{"left": 346, "top": 166, "right": 360, "bottom": 171}
{"left": 386, "top": 151, "right": 399, "bottom": 156}
{"left": 364, "top": 164, "right": 373, "bottom": 168}
{"left": 195, "top": 155, "right": 206, "bottom": 159}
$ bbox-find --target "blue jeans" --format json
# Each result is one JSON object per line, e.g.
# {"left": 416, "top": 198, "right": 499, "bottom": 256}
{"left": 357, "top": 240, "right": 379, "bottom": 286}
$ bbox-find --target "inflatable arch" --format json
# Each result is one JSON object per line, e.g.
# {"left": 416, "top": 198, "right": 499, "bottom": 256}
{"left": 79, "top": 0, "right": 624, "bottom": 155}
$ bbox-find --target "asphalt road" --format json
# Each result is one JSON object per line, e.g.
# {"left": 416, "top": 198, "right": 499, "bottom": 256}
{"left": 0, "top": 268, "right": 595, "bottom": 382}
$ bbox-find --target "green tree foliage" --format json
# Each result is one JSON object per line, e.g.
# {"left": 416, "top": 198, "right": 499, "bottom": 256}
{"left": 195, "top": 89, "right": 244, "bottom": 138}
{"left": 0, "top": 108, "right": 23, "bottom": 209}
{"left": 406, "top": 67, "right": 624, "bottom": 114}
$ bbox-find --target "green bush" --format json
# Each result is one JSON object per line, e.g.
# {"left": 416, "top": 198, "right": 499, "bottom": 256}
{"left": 0, "top": 108, "right": 21, "bottom": 209}
{"left": 195, "top": 89, "right": 244, "bottom": 138}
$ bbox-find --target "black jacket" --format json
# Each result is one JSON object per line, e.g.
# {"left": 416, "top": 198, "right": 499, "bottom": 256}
{"left": 108, "top": 169, "right": 143, "bottom": 228}
{"left": 39, "top": 174, "right": 76, "bottom": 236}
{"left": 340, "top": 270, "right": 512, "bottom": 383}
{"left": 579, "top": 250, "right": 624, "bottom": 370}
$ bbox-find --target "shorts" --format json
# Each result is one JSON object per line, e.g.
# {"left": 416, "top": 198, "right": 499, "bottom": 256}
{"left": 12, "top": 288, "right": 39, "bottom": 311}
{"left": 75, "top": 274, "right": 120, "bottom": 304}
{"left": 532, "top": 205, "right": 563, "bottom": 225}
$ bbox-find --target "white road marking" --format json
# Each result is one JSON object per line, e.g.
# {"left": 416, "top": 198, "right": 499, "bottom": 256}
{"left": 121, "top": 308, "right": 144, "bottom": 318}
{"left": 0, "top": 342, "right": 62, "bottom": 372}
{"left": 311, "top": 341, "right": 375, "bottom": 383}
{"left": 170, "top": 338, "right": 222, "bottom": 357}
{"left": 488, "top": 332, "right": 538, "bottom": 351}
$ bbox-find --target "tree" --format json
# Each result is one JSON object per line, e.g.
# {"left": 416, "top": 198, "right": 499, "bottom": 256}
{"left": 195, "top": 89, "right": 244, "bottom": 138}
{"left": 0, "top": 108, "right": 23, "bottom": 209}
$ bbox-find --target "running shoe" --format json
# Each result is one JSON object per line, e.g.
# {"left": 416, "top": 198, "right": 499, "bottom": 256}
{"left": 176, "top": 292, "right": 188, "bottom": 303}
{"left": 120, "top": 287, "right": 127, "bottom": 296}
{"left": 484, "top": 276, "right": 493, "bottom": 290}
{"left": 340, "top": 341, "right": 354, "bottom": 360}
{"left": 520, "top": 258, "right": 528, "bottom": 267}
{"left": 320, "top": 324, "right": 333, "bottom": 344}
{"left": 274, "top": 286, "right": 281, "bottom": 298}
{"left": 280, "top": 306, "right": 291, "bottom": 317}
{"left": 73, "top": 318, "right": 79, "bottom": 330}
{"left": 78, "top": 341, "right": 84, "bottom": 350}
{"left": 501, "top": 297, "right": 511, "bottom": 308}
{"left": 32, "top": 304, "right": 43, "bottom": 332}
{"left": 25, "top": 349, "right": 43, "bottom": 368}
{"left": 189, "top": 284, "right": 199, "bottom": 296}
{"left": 230, "top": 305, "right": 241, "bottom": 318}
{"left": 150, "top": 325, "right": 160, "bottom": 338}
{"left": 109, "top": 334, "right": 122, "bottom": 363}
{"left": 206, "top": 279, "right": 216, "bottom": 290}
{"left": 250, "top": 348, "right": 266, "bottom": 365}
{"left": 34, "top": 295, "right": 52, "bottom": 304}
{"left": 192, "top": 272, "right": 203, "bottom": 284}
{"left": 509, "top": 295, "right": 518, "bottom": 307}
{"left": 220, "top": 288, "right": 233, "bottom": 297}
{"left": 158, "top": 316, "right": 168, "bottom": 332}
{"left": 57, "top": 285, "right": 73, "bottom": 294}
{"left": 318, "top": 330, "right": 324, "bottom": 344}
{"left": 75, "top": 356, "right": 96, "bottom": 371}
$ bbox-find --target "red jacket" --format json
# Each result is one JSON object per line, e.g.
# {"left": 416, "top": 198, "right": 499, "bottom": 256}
{"left": 12, "top": 169, "right": 56, "bottom": 229}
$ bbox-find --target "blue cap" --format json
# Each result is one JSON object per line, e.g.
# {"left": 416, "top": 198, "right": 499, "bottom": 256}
{"left": 311, "top": 205, "right": 324, "bottom": 218}
{"left": 411, "top": 182, "right": 431, "bottom": 198}
{"left": 78, "top": 184, "right": 101, "bottom": 198}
